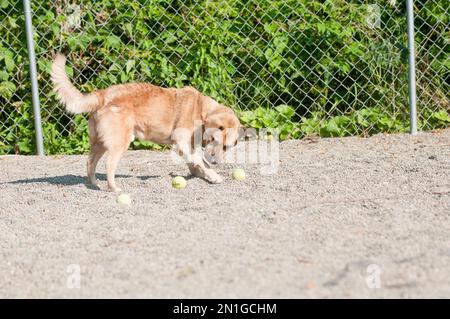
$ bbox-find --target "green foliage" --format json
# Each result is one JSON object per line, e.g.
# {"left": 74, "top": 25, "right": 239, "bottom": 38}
{"left": 239, "top": 105, "right": 300, "bottom": 139}
{"left": 0, "top": 0, "right": 449, "bottom": 154}
{"left": 240, "top": 105, "right": 412, "bottom": 139}
{"left": 131, "top": 139, "right": 167, "bottom": 151}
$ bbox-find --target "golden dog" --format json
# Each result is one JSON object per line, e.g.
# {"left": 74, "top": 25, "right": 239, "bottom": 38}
{"left": 51, "top": 54, "right": 241, "bottom": 191}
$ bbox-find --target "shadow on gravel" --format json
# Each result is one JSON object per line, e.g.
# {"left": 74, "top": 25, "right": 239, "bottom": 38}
{"left": 169, "top": 172, "right": 196, "bottom": 180}
{"left": 168, "top": 172, "right": 216, "bottom": 183}
{"left": 6, "top": 174, "right": 159, "bottom": 188}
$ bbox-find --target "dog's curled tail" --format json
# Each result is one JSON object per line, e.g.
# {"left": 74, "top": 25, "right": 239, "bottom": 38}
{"left": 51, "top": 54, "right": 100, "bottom": 114}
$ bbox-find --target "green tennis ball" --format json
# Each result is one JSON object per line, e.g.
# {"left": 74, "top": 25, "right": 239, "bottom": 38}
{"left": 231, "top": 168, "right": 246, "bottom": 181}
{"left": 172, "top": 176, "right": 187, "bottom": 189}
{"left": 117, "top": 193, "right": 131, "bottom": 205}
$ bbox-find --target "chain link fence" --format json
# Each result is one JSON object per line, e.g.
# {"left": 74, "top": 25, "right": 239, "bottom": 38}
{"left": 414, "top": 1, "right": 449, "bottom": 129}
{"left": 0, "top": 0, "right": 449, "bottom": 155}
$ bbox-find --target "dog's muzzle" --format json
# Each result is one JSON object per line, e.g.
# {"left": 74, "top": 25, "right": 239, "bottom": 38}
{"left": 202, "top": 149, "right": 219, "bottom": 167}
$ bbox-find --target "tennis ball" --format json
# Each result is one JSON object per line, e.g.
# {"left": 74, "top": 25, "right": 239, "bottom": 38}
{"left": 117, "top": 193, "right": 131, "bottom": 205}
{"left": 172, "top": 176, "right": 187, "bottom": 189}
{"left": 231, "top": 168, "right": 246, "bottom": 181}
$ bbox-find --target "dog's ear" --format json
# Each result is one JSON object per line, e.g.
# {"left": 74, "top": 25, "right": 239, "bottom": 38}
{"left": 203, "top": 112, "right": 220, "bottom": 129}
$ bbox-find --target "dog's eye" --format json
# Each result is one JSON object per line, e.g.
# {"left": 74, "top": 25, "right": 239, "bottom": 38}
{"left": 219, "top": 126, "right": 224, "bottom": 130}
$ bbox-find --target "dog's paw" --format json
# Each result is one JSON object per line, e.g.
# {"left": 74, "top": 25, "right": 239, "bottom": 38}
{"left": 89, "top": 179, "right": 99, "bottom": 187}
{"left": 107, "top": 186, "right": 122, "bottom": 193}
{"left": 206, "top": 170, "right": 223, "bottom": 184}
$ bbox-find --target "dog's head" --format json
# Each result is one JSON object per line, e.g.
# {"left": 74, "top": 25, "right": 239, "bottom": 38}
{"left": 202, "top": 101, "right": 242, "bottom": 165}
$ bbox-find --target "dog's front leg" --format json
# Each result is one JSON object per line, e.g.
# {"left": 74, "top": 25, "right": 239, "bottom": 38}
{"left": 175, "top": 142, "right": 223, "bottom": 184}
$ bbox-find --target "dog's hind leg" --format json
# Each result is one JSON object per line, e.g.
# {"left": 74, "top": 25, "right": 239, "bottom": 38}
{"left": 87, "top": 117, "right": 106, "bottom": 186}
{"left": 94, "top": 110, "right": 133, "bottom": 192}
{"left": 87, "top": 142, "right": 106, "bottom": 186}
{"left": 105, "top": 146, "right": 127, "bottom": 192}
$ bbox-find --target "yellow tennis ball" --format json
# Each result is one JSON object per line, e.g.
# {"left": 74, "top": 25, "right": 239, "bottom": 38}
{"left": 172, "top": 176, "right": 187, "bottom": 189}
{"left": 117, "top": 193, "right": 131, "bottom": 205}
{"left": 231, "top": 168, "right": 246, "bottom": 181}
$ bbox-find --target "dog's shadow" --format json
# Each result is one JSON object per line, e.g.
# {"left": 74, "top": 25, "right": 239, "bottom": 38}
{"left": 7, "top": 173, "right": 159, "bottom": 190}
{"left": 168, "top": 172, "right": 196, "bottom": 181}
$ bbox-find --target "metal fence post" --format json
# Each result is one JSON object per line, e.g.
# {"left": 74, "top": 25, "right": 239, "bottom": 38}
{"left": 407, "top": 0, "right": 418, "bottom": 135}
{"left": 23, "top": 0, "right": 44, "bottom": 155}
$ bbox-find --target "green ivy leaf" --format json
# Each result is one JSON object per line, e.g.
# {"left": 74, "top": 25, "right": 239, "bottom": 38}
{"left": 126, "top": 59, "right": 135, "bottom": 74}
{"left": 275, "top": 104, "right": 295, "bottom": 119}
{"left": 4, "top": 55, "right": 14, "bottom": 72}
{"left": 432, "top": 111, "right": 450, "bottom": 122}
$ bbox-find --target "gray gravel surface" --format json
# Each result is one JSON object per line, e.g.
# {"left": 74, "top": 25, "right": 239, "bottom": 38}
{"left": 1, "top": 129, "right": 450, "bottom": 298}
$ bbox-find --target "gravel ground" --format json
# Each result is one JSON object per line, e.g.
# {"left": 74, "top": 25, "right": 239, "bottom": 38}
{"left": 0, "top": 129, "right": 450, "bottom": 298}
